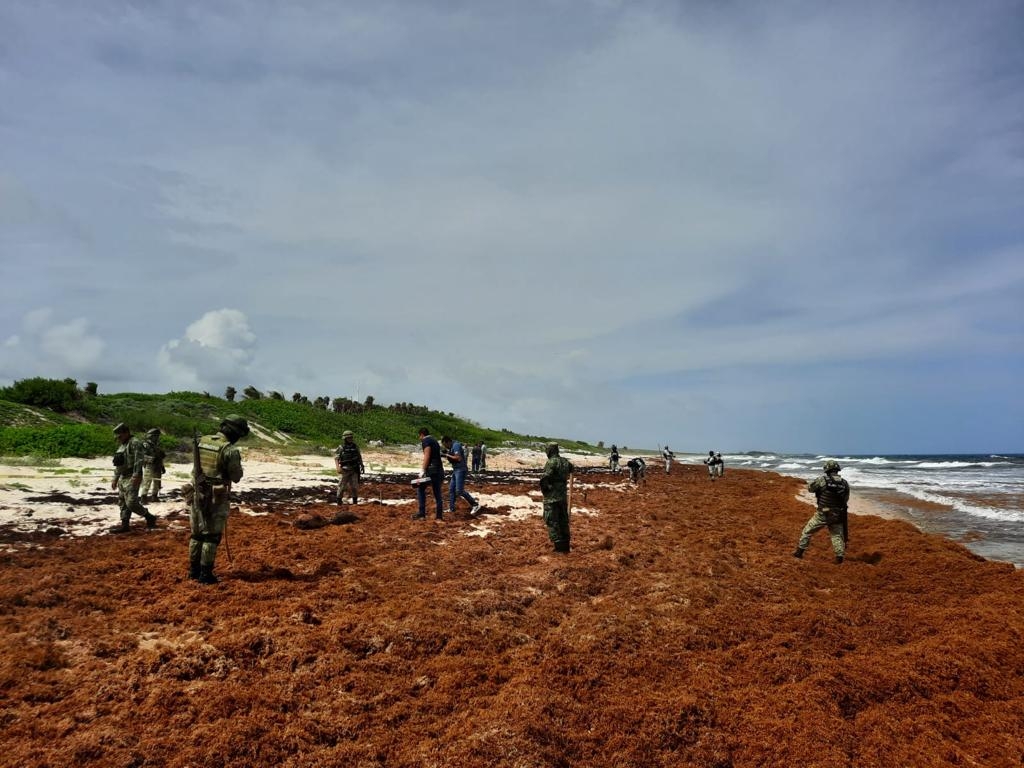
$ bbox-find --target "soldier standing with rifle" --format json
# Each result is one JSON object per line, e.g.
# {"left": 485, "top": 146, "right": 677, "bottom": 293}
{"left": 334, "top": 430, "right": 365, "bottom": 505}
{"left": 188, "top": 416, "right": 249, "bottom": 584}
{"left": 793, "top": 459, "right": 850, "bottom": 564}
{"left": 140, "top": 428, "right": 166, "bottom": 502}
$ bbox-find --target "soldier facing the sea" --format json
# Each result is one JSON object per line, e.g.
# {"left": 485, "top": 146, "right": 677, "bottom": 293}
{"left": 110, "top": 423, "right": 157, "bottom": 533}
{"left": 794, "top": 459, "right": 850, "bottom": 564}
{"left": 189, "top": 416, "right": 249, "bottom": 584}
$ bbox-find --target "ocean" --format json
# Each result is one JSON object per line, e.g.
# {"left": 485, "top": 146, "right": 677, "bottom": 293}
{"left": 693, "top": 452, "right": 1024, "bottom": 568}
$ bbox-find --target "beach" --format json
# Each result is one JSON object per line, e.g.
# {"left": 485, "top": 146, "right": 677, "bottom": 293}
{"left": 2, "top": 453, "right": 1022, "bottom": 767}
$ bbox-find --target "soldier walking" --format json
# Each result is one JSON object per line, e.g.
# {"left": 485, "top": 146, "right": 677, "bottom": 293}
{"left": 540, "top": 442, "right": 574, "bottom": 553}
{"left": 110, "top": 423, "right": 157, "bottom": 532}
{"left": 794, "top": 460, "right": 850, "bottom": 564}
{"left": 140, "top": 428, "right": 166, "bottom": 502}
{"left": 189, "top": 416, "right": 249, "bottom": 584}
{"left": 334, "top": 430, "right": 365, "bottom": 505}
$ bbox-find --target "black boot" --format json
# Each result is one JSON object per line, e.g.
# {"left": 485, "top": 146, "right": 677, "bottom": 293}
{"left": 554, "top": 541, "right": 570, "bottom": 553}
{"left": 188, "top": 559, "right": 201, "bottom": 580}
{"left": 834, "top": 555, "right": 844, "bottom": 565}
{"left": 198, "top": 564, "right": 219, "bottom": 584}
{"left": 145, "top": 513, "right": 158, "bottom": 530}
{"left": 793, "top": 548, "right": 804, "bottom": 559}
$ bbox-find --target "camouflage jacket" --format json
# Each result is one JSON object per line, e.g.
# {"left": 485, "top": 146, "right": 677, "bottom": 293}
{"left": 808, "top": 473, "right": 849, "bottom": 511}
{"left": 334, "top": 441, "right": 364, "bottom": 472}
{"left": 114, "top": 437, "right": 146, "bottom": 481}
{"left": 143, "top": 438, "right": 166, "bottom": 471}
{"left": 540, "top": 456, "right": 574, "bottom": 502}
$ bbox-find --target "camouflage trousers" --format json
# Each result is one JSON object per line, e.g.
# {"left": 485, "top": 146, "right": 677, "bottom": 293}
{"left": 117, "top": 477, "right": 151, "bottom": 526}
{"left": 337, "top": 469, "right": 360, "bottom": 503}
{"left": 542, "top": 498, "right": 570, "bottom": 549}
{"left": 797, "top": 510, "right": 845, "bottom": 557}
{"left": 140, "top": 465, "right": 162, "bottom": 499}
{"left": 189, "top": 492, "right": 230, "bottom": 567}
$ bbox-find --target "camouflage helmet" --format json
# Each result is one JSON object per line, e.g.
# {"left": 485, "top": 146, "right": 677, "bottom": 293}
{"left": 220, "top": 415, "right": 250, "bottom": 438}
{"left": 545, "top": 442, "right": 560, "bottom": 458}
{"left": 342, "top": 430, "right": 354, "bottom": 439}
{"left": 146, "top": 428, "right": 161, "bottom": 439}
{"left": 823, "top": 459, "right": 841, "bottom": 473}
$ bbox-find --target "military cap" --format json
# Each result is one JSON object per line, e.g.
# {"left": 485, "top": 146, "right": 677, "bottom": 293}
{"left": 112, "top": 422, "right": 130, "bottom": 434}
{"left": 342, "top": 430, "right": 354, "bottom": 438}
{"left": 220, "top": 415, "right": 250, "bottom": 437}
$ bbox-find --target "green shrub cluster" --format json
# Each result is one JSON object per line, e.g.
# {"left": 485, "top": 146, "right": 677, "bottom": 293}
{"left": 0, "top": 377, "right": 83, "bottom": 412}
{"left": 0, "top": 424, "right": 114, "bottom": 458}
{"left": 0, "top": 380, "right": 599, "bottom": 458}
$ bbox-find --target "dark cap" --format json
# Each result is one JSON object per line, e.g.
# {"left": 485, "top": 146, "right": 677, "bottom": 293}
{"left": 112, "top": 422, "right": 130, "bottom": 434}
{"left": 220, "top": 415, "right": 250, "bottom": 438}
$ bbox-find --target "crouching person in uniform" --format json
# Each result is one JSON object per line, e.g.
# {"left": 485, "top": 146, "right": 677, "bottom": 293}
{"left": 111, "top": 423, "right": 157, "bottom": 532}
{"left": 540, "top": 442, "right": 574, "bottom": 553}
{"left": 189, "top": 416, "right": 249, "bottom": 584}
{"left": 794, "top": 459, "right": 850, "bottom": 564}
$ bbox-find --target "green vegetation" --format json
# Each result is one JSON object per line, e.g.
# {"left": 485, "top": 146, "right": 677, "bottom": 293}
{"left": 0, "top": 378, "right": 598, "bottom": 459}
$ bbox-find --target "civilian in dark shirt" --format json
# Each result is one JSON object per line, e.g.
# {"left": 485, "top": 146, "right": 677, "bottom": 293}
{"left": 413, "top": 427, "right": 445, "bottom": 520}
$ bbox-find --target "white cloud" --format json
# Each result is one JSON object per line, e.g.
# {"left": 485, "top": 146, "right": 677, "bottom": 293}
{"left": 158, "top": 309, "right": 257, "bottom": 390}
{"left": 0, "top": 309, "right": 106, "bottom": 380}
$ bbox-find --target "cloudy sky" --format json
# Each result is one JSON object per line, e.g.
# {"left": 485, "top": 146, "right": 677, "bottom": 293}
{"left": 2, "top": 1, "right": 1022, "bottom": 454}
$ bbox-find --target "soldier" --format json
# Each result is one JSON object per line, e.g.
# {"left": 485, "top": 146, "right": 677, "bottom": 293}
{"left": 140, "top": 428, "right": 166, "bottom": 502}
{"left": 189, "top": 416, "right": 249, "bottom": 584}
{"left": 471, "top": 442, "right": 483, "bottom": 473}
{"left": 110, "top": 423, "right": 157, "bottom": 532}
{"left": 662, "top": 445, "right": 675, "bottom": 474}
{"left": 714, "top": 452, "right": 725, "bottom": 478}
{"left": 609, "top": 444, "right": 620, "bottom": 473}
{"left": 626, "top": 456, "right": 646, "bottom": 485}
{"left": 540, "top": 442, "right": 574, "bottom": 553}
{"left": 334, "top": 430, "right": 365, "bottom": 505}
{"left": 704, "top": 450, "right": 716, "bottom": 479}
{"left": 794, "top": 459, "right": 850, "bottom": 564}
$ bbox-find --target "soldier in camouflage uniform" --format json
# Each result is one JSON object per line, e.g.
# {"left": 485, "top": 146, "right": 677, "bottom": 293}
{"left": 334, "top": 430, "right": 365, "bottom": 505}
{"left": 140, "top": 428, "right": 166, "bottom": 502}
{"left": 110, "top": 423, "right": 157, "bottom": 533}
{"left": 189, "top": 416, "right": 249, "bottom": 584}
{"left": 794, "top": 460, "right": 850, "bottom": 564}
{"left": 540, "top": 442, "right": 574, "bottom": 553}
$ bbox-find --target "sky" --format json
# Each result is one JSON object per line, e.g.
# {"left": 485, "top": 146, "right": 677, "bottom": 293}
{"left": 1, "top": 0, "right": 1022, "bottom": 455}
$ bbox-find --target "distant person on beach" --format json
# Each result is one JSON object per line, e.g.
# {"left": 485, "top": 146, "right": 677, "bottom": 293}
{"left": 540, "top": 442, "right": 574, "bottom": 553}
{"left": 334, "top": 430, "right": 365, "bottom": 505}
{"left": 442, "top": 435, "right": 481, "bottom": 517}
{"left": 714, "top": 452, "right": 724, "bottom": 478}
{"left": 188, "top": 416, "right": 249, "bottom": 584}
{"left": 471, "top": 442, "right": 483, "bottom": 473}
{"left": 704, "top": 450, "right": 716, "bottom": 479}
{"left": 609, "top": 444, "right": 620, "bottom": 473}
{"left": 794, "top": 459, "right": 850, "bottom": 564}
{"left": 413, "top": 427, "right": 445, "bottom": 520}
{"left": 140, "top": 427, "right": 166, "bottom": 502}
{"left": 662, "top": 445, "right": 675, "bottom": 474}
{"left": 110, "top": 423, "right": 157, "bottom": 533}
{"left": 480, "top": 443, "right": 487, "bottom": 470}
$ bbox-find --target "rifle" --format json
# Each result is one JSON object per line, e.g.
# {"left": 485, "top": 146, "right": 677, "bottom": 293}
{"left": 192, "top": 430, "right": 214, "bottom": 524}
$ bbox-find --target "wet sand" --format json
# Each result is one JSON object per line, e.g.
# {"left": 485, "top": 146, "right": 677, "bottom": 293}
{"left": 1, "top": 461, "right": 1022, "bottom": 766}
